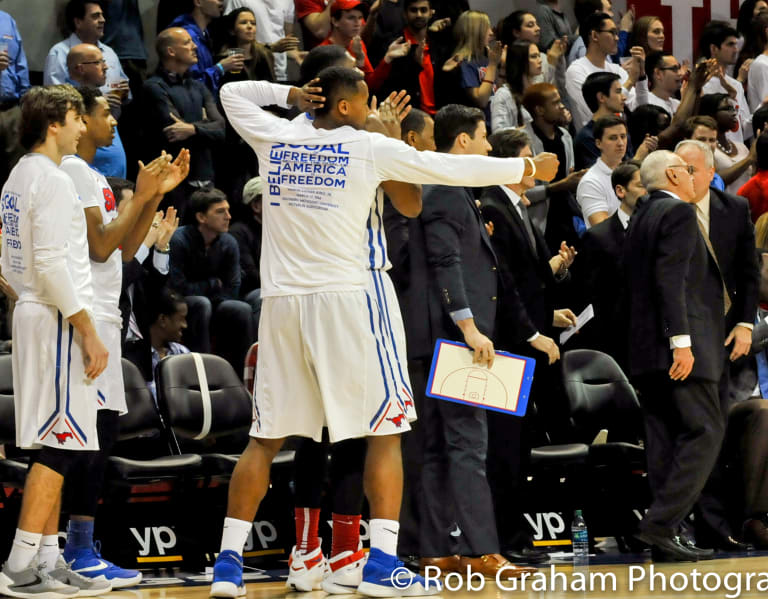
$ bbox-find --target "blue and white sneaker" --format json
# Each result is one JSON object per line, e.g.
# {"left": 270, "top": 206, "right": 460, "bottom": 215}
{"left": 210, "top": 550, "right": 246, "bottom": 598}
{"left": 357, "top": 548, "right": 441, "bottom": 597}
{"left": 62, "top": 542, "right": 142, "bottom": 589}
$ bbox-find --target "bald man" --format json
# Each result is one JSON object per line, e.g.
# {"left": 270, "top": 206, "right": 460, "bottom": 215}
{"left": 66, "top": 43, "right": 127, "bottom": 178}
{"left": 142, "top": 27, "right": 224, "bottom": 221}
{"left": 67, "top": 43, "right": 107, "bottom": 87}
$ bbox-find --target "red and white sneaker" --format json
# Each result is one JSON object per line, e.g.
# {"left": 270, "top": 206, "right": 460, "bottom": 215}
{"left": 286, "top": 545, "right": 325, "bottom": 592}
{"left": 322, "top": 549, "right": 367, "bottom": 594}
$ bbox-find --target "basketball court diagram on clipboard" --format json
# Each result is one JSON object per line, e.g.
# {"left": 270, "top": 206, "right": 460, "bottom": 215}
{"left": 425, "top": 339, "right": 536, "bottom": 417}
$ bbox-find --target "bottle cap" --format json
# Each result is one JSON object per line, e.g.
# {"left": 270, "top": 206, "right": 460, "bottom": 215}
{"left": 575, "top": 509, "right": 582, "bottom": 516}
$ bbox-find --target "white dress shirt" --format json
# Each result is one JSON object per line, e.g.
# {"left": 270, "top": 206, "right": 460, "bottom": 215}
{"left": 617, "top": 206, "right": 630, "bottom": 229}
{"left": 647, "top": 91, "right": 680, "bottom": 116}
{"left": 498, "top": 185, "right": 541, "bottom": 343}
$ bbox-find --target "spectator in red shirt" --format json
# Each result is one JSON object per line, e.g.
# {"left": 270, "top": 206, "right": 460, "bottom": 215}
{"left": 375, "top": 0, "right": 443, "bottom": 115}
{"left": 739, "top": 133, "right": 768, "bottom": 222}
{"left": 318, "top": 0, "right": 407, "bottom": 88}
{"left": 296, "top": 0, "right": 335, "bottom": 49}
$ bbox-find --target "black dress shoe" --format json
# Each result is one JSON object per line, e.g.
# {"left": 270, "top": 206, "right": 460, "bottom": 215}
{"left": 711, "top": 535, "right": 753, "bottom": 552}
{"left": 502, "top": 547, "right": 549, "bottom": 564}
{"left": 635, "top": 532, "right": 699, "bottom": 562}
{"left": 678, "top": 537, "right": 715, "bottom": 560}
{"left": 743, "top": 518, "right": 768, "bottom": 549}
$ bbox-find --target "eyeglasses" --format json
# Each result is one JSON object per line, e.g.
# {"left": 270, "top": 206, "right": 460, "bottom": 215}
{"left": 668, "top": 164, "right": 695, "bottom": 175}
{"left": 598, "top": 29, "right": 620, "bottom": 37}
{"left": 718, "top": 104, "right": 737, "bottom": 112}
{"left": 658, "top": 64, "right": 682, "bottom": 72}
{"left": 79, "top": 59, "right": 107, "bottom": 66}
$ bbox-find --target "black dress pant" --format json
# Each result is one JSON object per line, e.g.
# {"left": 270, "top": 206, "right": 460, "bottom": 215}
{"left": 635, "top": 373, "right": 724, "bottom": 538}
{"left": 419, "top": 391, "right": 498, "bottom": 557}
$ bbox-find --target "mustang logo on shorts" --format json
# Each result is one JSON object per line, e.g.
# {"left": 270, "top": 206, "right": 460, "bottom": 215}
{"left": 386, "top": 413, "right": 406, "bottom": 427}
{"left": 53, "top": 431, "right": 74, "bottom": 445}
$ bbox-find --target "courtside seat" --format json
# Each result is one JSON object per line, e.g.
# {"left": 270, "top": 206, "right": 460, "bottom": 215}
{"left": 561, "top": 349, "right": 645, "bottom": 467}
{"left": 107, "top": 359, "right": 201, "bottom": 481}
{"left": 155, "top": 353, "right": 255, "bottom": 476}
{"left": 0, "top": 354, "right": 27, "bottom": 487}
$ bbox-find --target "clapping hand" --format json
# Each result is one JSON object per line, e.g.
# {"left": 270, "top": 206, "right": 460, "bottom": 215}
{"left": 155, "top": 206, "right": 179, "bottom": 251}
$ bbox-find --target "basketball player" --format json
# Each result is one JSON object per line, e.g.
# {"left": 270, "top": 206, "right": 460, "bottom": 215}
{"left": 211, "top": 69, "right": 558, "bottom": 598}
{"left": 57, "top": 86, "right": 189, "bottom": 588}
{"left": 0, "top": 84, "right": 110, "bottom": 598}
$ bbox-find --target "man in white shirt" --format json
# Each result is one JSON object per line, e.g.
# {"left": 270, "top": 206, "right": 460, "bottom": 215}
{"left": 576, "top": 115, "right": 626, "bottom": 227}
{"left": 646, "top": 52, "right": 682, "bottom": 116}
{"left": 44, "top": 1, "right": 131, "bottom": 110}
{"left": 210, "top": 68, "right": 558, "bottom": 598}
{"left": 699, "top": 21, "right": 753, "bottom": 144}
{"left": 58, "top": 86, "right": 189, "bottom": 589}
{"left": 224, "top": 0, "right": 301, "bottom": 81}
{"left": 0, "top": 84, "right": 109, "bottom": 598}
{"left": 565, "top": 11, "right": 647, "bottom": 130}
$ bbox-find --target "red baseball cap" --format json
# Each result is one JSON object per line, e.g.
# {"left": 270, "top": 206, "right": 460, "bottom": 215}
{"left": 331, "top": 0, "right": 369, "bottom": 18}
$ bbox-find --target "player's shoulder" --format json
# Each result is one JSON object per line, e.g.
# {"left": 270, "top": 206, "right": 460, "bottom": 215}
{"left": 59, "top": 154, "right": 91, "bottom": 176}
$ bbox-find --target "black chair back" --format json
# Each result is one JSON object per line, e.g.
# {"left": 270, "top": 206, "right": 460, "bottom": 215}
{"left": 561, "top": 349, "right": 642, "bottom": 444}
{"left": 155, "top": 353, "right": 253, "bottom": 453}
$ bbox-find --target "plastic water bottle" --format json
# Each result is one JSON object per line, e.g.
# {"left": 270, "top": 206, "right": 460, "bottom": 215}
{"left": 572, "top": 509, "right": 589, "bottom": 565}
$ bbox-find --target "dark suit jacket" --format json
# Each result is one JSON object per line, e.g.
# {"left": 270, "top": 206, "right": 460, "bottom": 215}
{"left": 479, "top": 186, "right": 553, "bottom": 349}
{"left": 624, "top": 190, "right": 725, "bottom": 382}
{"left": 572, "top": 211, "right": 627, "bottom": 362}
{"left": 399, "top": 184, "right": 498, "bottom": 359}
{"left": 708, "top": 187, "right": 759, "bottom": 330}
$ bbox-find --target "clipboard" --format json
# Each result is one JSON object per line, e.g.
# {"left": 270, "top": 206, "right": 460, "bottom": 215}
{"left": 425, "top": 338, "right": 536, "bottom": 417}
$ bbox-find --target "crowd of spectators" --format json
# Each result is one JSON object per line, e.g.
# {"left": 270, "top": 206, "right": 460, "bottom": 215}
{"left": 1, "top": 0, "right": 768, "bottom": 570}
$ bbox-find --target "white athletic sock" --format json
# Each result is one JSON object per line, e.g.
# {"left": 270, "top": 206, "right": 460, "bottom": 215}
{"left": 7, "top": 529, "right": 42, "bottom": 572}
{"left": 37, "top": 535, "right": 60, "bottom": 573}
{"left": 370, "top": 519, "right": 399, "bottom": 556}
{"left": 220, "top": 517, "right": 252, "bottom": 554}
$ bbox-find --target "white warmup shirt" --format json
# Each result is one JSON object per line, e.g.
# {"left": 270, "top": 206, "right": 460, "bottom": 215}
{"left": 1, "top": 153, "right": 92, "bottom": 317}
{"left": 60, "top": 155, "right": 123, "bottom": 326}
{"left": 220, "top": 80, "right": 528, "bottom": 298}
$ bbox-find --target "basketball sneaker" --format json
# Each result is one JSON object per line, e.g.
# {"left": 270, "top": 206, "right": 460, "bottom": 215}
{"left": 210, "top": 550, "right": 246, "bottom": 598}
{"left": 49, "top": 556, "right": 112, "bottom": 596}
{"left": 0, "top": 559, "right": 79, "bottom": 599}
{"left": 286, "top": 545, "right": 325, "bottom": 591}
{"left": 62, "top": 541, "right": 142, "bottom": 588}
{"left": 357, "top": 548, "right": 441, "bottom": 597}
{"left": 321, "top": 549, "right": 367, "bottom": 594}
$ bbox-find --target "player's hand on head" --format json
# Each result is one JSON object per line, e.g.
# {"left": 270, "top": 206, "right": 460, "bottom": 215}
{"left": 289, "top": 78, "right": 325, "bottom": 112}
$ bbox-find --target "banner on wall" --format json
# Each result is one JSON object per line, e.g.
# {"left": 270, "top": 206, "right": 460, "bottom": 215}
{"left": 633, "top": 0, "right": 745, "bottom": 61}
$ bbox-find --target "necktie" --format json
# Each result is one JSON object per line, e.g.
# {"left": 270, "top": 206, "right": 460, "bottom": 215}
{"left": 518, "top": 200, "right": 538, "bottom": 257}
{"left": 755, "top": 315, "right": 768, "bottom": 398}
{"left": 696, "top": 206, "right": 731, "bottom": 315}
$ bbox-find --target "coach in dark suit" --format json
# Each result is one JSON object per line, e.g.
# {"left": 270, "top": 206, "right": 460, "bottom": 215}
{"left": 479, "top": 128, "right": 576, "bottom": 563}
{"left": 675, "top": 140, "right": 760, "bottom": 551}
{"left": 624, "top": 150, "right": 726, "bottom": 562}
{"left": 411, "top": 105, "right": 541, "bottom": 578}
{"left": 571, "top": 162, "right": 644, "bottom": 367}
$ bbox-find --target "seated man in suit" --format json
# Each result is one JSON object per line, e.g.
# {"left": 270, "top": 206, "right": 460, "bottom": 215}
{"left": 725, "top": 251, "right": 768, "bottom": 548}
{"left": 415, "top": 105, "right": 549, "bottom": 578}
{"left": 571, "top": 161, "right": 644, "bottom": 367}
{"left": 674, "top": 139, "right": 761, "bottom": 551}
{"left": 624, "top": 150, "right": 727, "bottom": 562}
{"left": 479, "top": 127, "right": 578, "bottom": 563}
